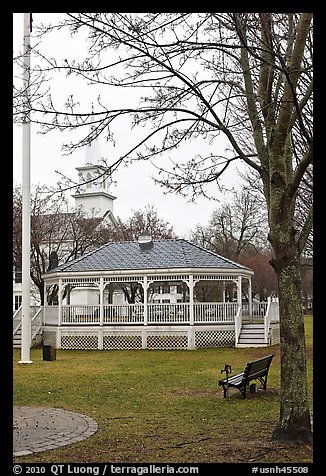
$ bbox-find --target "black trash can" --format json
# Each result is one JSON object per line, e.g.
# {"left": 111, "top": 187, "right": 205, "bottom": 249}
{"left": 43, "top": 345, "right": 56, "bottom": 361}
{"left": 249, "top": 383, "right": 256, "bottom": 394}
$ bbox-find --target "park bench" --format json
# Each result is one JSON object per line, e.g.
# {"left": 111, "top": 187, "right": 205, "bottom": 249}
{"left": 218, "top": 354, "right": 274, "bottom": 399}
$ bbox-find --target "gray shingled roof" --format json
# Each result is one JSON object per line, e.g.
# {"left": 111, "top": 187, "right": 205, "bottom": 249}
{"left": 45, "top": 239, "right": 251, "bottom": 274}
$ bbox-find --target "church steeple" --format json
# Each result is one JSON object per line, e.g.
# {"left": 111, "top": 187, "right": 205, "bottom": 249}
{"left": 84, "top": 132, "right": 102, "bottom": 166}
{"left": 72, "top": 133, "right": 116, "bottom": 218}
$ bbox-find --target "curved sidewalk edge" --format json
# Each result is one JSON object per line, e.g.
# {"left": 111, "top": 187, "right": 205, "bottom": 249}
{"left": 13, "top": 406, "right": 98, "bottom": 457}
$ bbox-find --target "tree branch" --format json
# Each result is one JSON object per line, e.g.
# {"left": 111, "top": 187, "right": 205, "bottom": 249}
{"left": 297, "top": 204, "right": 313, "bottom": 256}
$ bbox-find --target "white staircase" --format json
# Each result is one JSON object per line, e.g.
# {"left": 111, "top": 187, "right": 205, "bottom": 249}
{"left": 13, "top": 327, "right": 22, "bottom": 348}
{"left": 13, "top": 325, "right": 43, "bottom": 348}
{"left": 13, "top": 306, "right": 43, "bottom": 349}
{"left": 237, "top": 323, "right": 269, "bottom": 348}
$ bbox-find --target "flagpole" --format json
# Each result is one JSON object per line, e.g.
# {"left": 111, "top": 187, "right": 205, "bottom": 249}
{"left": 19, "top": 13, "right": 33, "bottom": 364}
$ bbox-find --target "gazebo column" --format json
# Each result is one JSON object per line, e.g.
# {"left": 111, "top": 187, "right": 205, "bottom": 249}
{"left": 98, "top": 278, "right": 104, "bottom": 350}
{"left": 58, "top": 278, "right": 63, "bottom": 326}
{"left": 142, "top": 277, "right": 148, "bottom": 350}
{"left": 237, "top": 276, "right": 242, "bottom": 309}
{"left": 43, "top": 282, "right": 46, "bottom": 325}
{"left": 99, "top": 277, "right": 104, "bottom": 326}
{"left": 188, "top": 275, "right": 195, "bottom": 350}
{"left": 143, "top": 276, "right": 148, "bottom": 326}
{"left": 189, "top": 275, "right": 194, "bottom": 326}
{"left": 248, "top": 277, "right": 253, "bottom": 324}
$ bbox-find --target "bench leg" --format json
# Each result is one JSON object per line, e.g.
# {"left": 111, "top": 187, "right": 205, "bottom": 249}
{"left": 239, "top": 386, "right": 246, "bottom": 399}
{"left": 257, "top": 376, "right": 267, "bottom": 390}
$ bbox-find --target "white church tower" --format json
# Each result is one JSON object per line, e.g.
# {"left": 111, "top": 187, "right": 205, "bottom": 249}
{"left": 72, "top": 133, "right": 116, "bottom": 218}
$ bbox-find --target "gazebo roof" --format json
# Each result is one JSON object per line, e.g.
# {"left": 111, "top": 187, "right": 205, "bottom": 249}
{"left": 44, "top": 238, "right": 252, "bottom": 275}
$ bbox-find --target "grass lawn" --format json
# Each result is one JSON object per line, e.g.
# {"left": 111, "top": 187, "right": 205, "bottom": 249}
{"left": 13, "top": 316, "right": 313, "bottom": 464}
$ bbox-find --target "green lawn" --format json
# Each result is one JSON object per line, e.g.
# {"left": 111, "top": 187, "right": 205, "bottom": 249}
{"left": 13, "top": 316, "right": 313, "bottom": 464}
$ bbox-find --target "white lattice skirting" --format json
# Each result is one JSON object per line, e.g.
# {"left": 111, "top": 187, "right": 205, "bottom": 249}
{"left": 43, "top": 325, "right": 235, "bottom": 350}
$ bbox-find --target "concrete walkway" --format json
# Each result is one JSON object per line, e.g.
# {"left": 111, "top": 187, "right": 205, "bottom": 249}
{"left": 13, "top": 406, "right": 98, "bottom": 457}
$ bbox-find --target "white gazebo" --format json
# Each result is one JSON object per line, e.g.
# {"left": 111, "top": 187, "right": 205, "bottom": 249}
{"left": 41, "top": 235, "right": 279, "bottom": 350}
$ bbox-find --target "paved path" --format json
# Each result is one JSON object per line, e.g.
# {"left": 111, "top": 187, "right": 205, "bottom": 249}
{"left": 13, "top": 406, "right": 98, "bottom": 457}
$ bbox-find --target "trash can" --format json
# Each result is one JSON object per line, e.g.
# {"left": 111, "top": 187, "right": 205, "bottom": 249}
{"left": 43, "top": 345, "right": 56, "bottom": 361}
{"left": 249, "top": 383, "right": 256, "bottom": 393}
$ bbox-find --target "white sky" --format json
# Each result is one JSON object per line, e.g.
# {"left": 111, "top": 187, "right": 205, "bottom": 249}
{"left": 13, "top": 13, "right": 246, "bottom": 237}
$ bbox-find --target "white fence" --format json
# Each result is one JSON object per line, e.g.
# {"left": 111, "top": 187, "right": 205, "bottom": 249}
{"left": 242, "top": 301, "right": 269, "bottom": 320}
{"left": 104, "top": 304, "right": 144, "bottom": 324}
{"left": 15, "top": 300, "right": 279, "bottom": 350}
{"left": 194, "top": 303, "right": 238, "bottom": 323}
{"left": 148, "top": 303, "right": 190, "bottom": 324}
{"left": 43, "top": 301, "right": 278, "bottom": 327}
{"left": 47, "top": 302, "right": 240, "bottom": 325}
{"left": 62, "top": 305, "right": 100, "bottom": 324}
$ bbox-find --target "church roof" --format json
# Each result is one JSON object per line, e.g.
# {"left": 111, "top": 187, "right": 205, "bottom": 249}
{"left": 44, "top": 238, "right": 252, "bottom": 275}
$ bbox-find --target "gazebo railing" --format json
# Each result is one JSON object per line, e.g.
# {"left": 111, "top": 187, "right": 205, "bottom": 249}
{"left": 62, "top": 305, "right": 100, "bottom": 324}
{"left": 242, "top": 301, "right": 269, "bottom": 320}
{"left": 148, "top": 303, "right": 190, "bottom": 324}
{"left": 49, "top": 301, "right": 270, "bottom": 326}
{"left": 194, "top": 302, "right": 238, "bottom": 323}
{"left": 104, "top": 304, "right": 144, "bottom": 324}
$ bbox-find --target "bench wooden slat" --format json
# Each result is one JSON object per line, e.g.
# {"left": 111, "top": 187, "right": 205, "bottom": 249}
{"left": 226, "top": 373, "right": 244, "bottom": 385}
{"left": 218, "top": 354, "right": 274, "bottom": 399}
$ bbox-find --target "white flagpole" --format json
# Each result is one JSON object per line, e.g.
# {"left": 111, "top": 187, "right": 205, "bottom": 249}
{"left": 19, "top": 13, "right": 33, "bottom": 364}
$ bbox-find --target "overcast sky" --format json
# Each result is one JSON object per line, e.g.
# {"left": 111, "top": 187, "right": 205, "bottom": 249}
{"left": 13, "top": 13, "right": 246, "bottom": 237}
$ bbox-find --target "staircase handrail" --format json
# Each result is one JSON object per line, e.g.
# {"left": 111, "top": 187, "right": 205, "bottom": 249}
{"left": 13, "top": 306, "right": 43, "bottom": 339}
{"left": 234, "top": 304, "right": 242, "bottom": 346}
{"left": 264, "top": 298, "right": 272, "bottom": 344}
{"left": 31, "top": 307, "right": 43, "bottom": 340}
{"left": 13, "top": 320, "right": 22, "bottom": 335}
{"left": 13, "top": 305, "right": 22, "bottom": 319}
{"left": 13, "top": 306, "right": 22, "bottom": 335}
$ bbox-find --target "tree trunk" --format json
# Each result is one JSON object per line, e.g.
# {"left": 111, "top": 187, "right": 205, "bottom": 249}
{"left": 271, "top": 251, "right": 312, "bottom": 443}
{"left": 36, "top": 282, "right": 45, "bottom": 306}
{"left": 32, "top": 277, "right": 45, "bottom": 305}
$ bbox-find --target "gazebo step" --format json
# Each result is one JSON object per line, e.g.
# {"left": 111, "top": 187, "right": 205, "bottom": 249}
{"left": 240, "top": 328, "right": 264, "bottom": 334}
{"left": 241, "top": 326, "right": 264, "bottom": 328}
{"left": 238, "top": 337, "right": 265, "bottom": 343}
{"left": 237, "top": 323, "right": 267, "bottom": 347}
{"left": 237, "top": 342, "right": 269, "bottom": 348}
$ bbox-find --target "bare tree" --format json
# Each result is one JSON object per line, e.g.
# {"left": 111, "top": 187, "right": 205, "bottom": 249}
{"left": 189, "top": 189, "right": 267, "bottom": 261}
{"left": 189, "top": 190, "right": 275, "bottom": 301}
{"left": 240, "top": 165, "right": 313, "bottom": 259}
{"left": 239, "top": 249, "right": 278, "bottom": 301}
{"left": 103, "top": 204, "right": 175, "bottom": 242}
{"left": 13, "top": 184, "right": 107, "bottom": 304}
{"left": 13, "top": 13, "right": 313, "bottom": 442}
